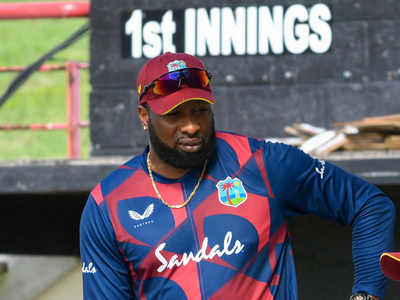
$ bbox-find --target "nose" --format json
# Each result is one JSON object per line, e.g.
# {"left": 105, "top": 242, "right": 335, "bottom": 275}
{"left": 180, "top": 114, "right": 200, "bottom": 135}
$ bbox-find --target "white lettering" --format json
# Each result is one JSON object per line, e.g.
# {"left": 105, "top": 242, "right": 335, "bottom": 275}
{"left": 161, "top": 10, "right": 176, "bottom": 53}
{"left": 246, "top": 6, "right": 258, "bottom": 55}
{"left": 197, "top": 8, "right": 220, "bottom": 56}
{"left": 125, "top": 10, "right": 142, "bottom": 58}
{"left": 143, "top": 21, "right": 162, "bottom": 57}
{"left": 155, "top": 231, "right": 244, "bottom": 273}
{"left": 259, "top": 6, "right": 284, "bottom": 55}
{"left": 284, "top": 4, "right": 309, "bottom": 54}
{"left": 181, "top": 251, "right": 196, "bottom": 266}
{"left": 184, "top": 8, "right": 196, "bottom": 54}
{"left": 315, "top": 159, "right": 326, "bottom": 179}
{"left": 124, "top": 5, "right": 333, "bottom": 58}
{"left": 82, "top": 262, "right": 97, "bottom": 274}
{"left": 221, "top": 7, "right": 246, "bottom": 56}
{"left": 155, "top": 243, "right": 168, "bottom": 272}
{"left": 309, "top": 4, "right": 332, "bottom": 54}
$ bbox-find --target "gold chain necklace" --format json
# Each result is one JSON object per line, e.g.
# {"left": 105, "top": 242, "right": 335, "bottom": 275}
{"left": 147, "top": 152, "right": 208, "bottom": 209}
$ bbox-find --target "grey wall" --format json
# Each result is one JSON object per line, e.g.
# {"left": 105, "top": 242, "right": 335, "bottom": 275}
{"left": 90, "top": 0, "right": 400, "bottom": 155}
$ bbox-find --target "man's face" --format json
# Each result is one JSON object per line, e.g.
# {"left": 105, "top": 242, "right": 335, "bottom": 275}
{"left": 147, "top": 100, "right": 216, "bottom": 169}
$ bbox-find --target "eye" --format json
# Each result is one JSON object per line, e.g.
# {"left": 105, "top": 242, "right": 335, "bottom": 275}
{"left": 195, "top": 106, "right": 210, "bottom": 114}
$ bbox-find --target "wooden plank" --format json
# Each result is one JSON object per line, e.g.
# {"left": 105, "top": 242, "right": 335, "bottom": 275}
{"left": 343, "top": 142, "right": 400, "bottom": 151}
{"left": 292, "top": 123, "right": 326, "bottom": 136}
{"left": 333, "top": 115, "right": 400, "bottom": 133}
{"left": 333, "top": 114, "right": 400, "bottom": 128}
{"left": 363, "top": 114, "right": 400, "bottom": 122}
{"left": 346, "top": 132, "right": 385, "bottom": 142}
{"left": 300, "top": 130, "right": 337, "bottom": 154}
{"left": 385, "top": 135, "right": 400, "bottom": 148}
{"left": 314, "top": 132, "right": 347, "bottom": 156}
{"left": 284, "top": 126, "right": 308, "bottom": 138}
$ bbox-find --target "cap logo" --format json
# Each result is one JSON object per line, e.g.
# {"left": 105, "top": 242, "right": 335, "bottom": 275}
{"left": 167, "top": 60, "right": 186, "bottom": 72}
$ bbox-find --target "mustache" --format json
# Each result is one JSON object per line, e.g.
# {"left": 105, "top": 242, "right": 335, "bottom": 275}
{"left": 176, "top": 133, "right": 204, "bottom": 145}
{"left": 177, "top": 132, "right": 201, "bottom": 139}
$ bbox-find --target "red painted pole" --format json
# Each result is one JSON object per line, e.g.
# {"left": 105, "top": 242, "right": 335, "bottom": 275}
{"left": 0, "top": 2, "right": 90, "bottom": 19}
{"left": 0, "top": 63, "right": 88, "bottom": 73}
{"left": 0, "top": 123, "right": 67, "bottom": 130}
{"left": 0, "top": 122, "right": 89, "bottom": 131}
{"left": 66, "top": 61, "right": 81, "bottom": 159}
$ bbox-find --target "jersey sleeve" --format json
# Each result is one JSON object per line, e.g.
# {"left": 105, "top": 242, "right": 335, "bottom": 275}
{"left": 80, "top": 194, "right": 136, "bottom": 300}
{"left": 263, "top": 142, "right": 395, "bottom": 299}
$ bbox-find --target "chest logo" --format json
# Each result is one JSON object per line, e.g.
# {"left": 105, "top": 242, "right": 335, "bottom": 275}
{"left": 216, "top": 176, "right": 247, "bottom": 207}
{"left": 129, "top": 203, "right": 154, "bottom": 220}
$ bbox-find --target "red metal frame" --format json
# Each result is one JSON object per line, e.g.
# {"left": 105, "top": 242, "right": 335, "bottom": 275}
{"left": 0, "top": 64, "right": 85, "bottom": 73}
{"left": 0, "top": 2, "right": 90, "bottom": 19}
{"left": 0, "top": 62, "right": 90, "bottom": 158}
{"left": 0, "top": 1, "right": 90, "bottom": 158}
{"left": 67, "top": 61, "right": 86, "bottom": 158}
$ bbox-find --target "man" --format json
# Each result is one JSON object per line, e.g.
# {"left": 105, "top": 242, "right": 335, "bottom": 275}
{"left": 80, "top": 52, "right": 395, "bottom": 300}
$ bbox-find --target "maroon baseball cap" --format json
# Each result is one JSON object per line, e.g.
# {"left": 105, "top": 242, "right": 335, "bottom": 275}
{"left": 380, "top": 252, "right": 400, "bottom": 281}
{"left": 137, "top": 52, "right": 215, "bottom": 115}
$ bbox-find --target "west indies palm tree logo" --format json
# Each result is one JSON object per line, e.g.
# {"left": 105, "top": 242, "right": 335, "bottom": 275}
{"left": 216, "top": 176, "right": 247, "bottom": 207}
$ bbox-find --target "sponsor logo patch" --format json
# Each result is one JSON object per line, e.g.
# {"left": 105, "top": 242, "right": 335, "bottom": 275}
{"left": 216, "top": 176, "right": 247, "bottom": 207}
{"left": 129, "top": 203, "right": 155, "bottom": 228}
{"left": 155, "top": 231, "right": 244, "bottom": 273}
{"left": 167, "top": 60, "right": 186, "bottom": 72}
{"left": 129, "top": 203, "right": 154, "bottom": 220}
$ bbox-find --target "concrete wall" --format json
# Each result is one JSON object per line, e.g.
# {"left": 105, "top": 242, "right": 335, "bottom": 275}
{"left": 0, "top": 255, "right": 80, "bottom": 300}
{"left": 89, "top": 0, "right": 400, "bottom": 155}
{"left": 34, "top": 265, "right": 82, "bottom": 300}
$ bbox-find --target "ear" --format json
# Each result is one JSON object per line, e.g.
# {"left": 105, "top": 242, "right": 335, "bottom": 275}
{"left": 138, "top": 105, "right": 149, "bottom": 130}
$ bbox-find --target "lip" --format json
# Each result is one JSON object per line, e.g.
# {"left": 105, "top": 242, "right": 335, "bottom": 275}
{"left": 177, "top": 138, "right": 202, "bottom": 152}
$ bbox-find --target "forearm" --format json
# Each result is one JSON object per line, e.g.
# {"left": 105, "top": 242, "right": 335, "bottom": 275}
{"left": 351, "top": 194, "right": 395, "bottom": 299}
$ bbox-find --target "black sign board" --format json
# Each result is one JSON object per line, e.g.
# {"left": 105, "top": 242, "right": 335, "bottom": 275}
{"left": 122, "top": 4, "right": 333, "bottom": 58}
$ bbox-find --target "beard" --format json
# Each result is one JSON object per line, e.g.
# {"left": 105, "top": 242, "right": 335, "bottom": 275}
{"left": 148, "top": 119, "right": 216, "bottom": 169}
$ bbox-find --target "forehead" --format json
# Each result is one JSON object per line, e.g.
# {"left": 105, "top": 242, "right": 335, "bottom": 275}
{"left": 167, "top": 100, "right": 210, "bottom": 112}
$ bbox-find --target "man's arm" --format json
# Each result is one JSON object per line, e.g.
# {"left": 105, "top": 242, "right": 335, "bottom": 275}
{"left": 80, "top": 194, "right": 136, "bottom": 299}
{"left": 350, "top": 194, "right": 395, "bottom": 300}
{"left": 264, "top": 142, "right": 395, "bottom": 299}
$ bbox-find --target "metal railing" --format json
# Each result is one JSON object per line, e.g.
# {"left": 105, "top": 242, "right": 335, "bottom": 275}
{"left": 0, "top": 62, "right": 89, "bottom": 158}
{"left": 0, "top": 2, "right": 90, "bottom": 158}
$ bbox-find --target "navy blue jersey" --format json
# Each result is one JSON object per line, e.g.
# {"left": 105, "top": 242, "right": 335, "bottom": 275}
{"left": 80, "top": 131, "right": 395, "bottom": 299}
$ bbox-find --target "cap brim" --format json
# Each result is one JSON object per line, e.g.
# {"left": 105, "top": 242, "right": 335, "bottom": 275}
{"left": 380, "top": 252, "right": 400, "bottom": 281}
{"left": 144, "top": 87, "right": 215, "bottom": 115}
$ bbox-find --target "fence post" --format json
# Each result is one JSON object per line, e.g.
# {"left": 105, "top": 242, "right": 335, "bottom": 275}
{"left": 66, "top": 61, "right": 81, "bottom": 159}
